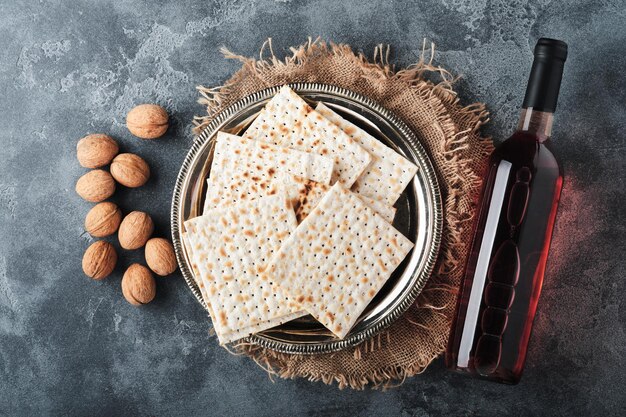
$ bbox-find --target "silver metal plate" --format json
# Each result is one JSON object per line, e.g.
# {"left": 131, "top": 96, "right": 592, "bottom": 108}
{"left": 171, "top": 83, "right": 442, "bottom": 354}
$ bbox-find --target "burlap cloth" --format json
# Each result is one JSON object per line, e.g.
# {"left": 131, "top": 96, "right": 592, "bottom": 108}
{"left": 194, "top": 38, "right": 493, "bottom": 389}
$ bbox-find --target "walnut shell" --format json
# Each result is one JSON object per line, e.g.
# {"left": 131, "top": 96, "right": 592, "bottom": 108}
{"left": 76, "top": 134, "right": 119, "bottom": 168}
{"left": 121, "top": 263, "right": 156, "bottom": 306}
{"left": 110, "top": 153, "right": 150, "bottom": 188}
{"left": 118, "top": 211, "right": 154, "bottom": 250}
{"left": 126, "top": 104, "right": 169, "bottom": 139}
{"left": 82, "top": 241, "right": 117, "bottom": 280}
{"left": 85, "top": 202, "right": 122, "bottom": 237}
{"left": 75, "top": 169, "right": 116, "bottom": 202}
{"left": 145, "top": 238, "right": 177, "bottom": 276}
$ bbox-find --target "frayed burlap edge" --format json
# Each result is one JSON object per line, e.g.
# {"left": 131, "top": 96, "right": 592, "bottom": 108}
{"left": 193, "top": 38, "right": 493, "bottom": 390}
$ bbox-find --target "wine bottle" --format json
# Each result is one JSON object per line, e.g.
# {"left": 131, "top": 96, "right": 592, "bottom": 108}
{"left": 445, "top": 38, "right": 568, "bottom": 384}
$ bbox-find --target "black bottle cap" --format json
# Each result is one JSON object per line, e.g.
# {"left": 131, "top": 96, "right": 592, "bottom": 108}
{"left": 522, "top": 38, "right": 568, "bottom": 112}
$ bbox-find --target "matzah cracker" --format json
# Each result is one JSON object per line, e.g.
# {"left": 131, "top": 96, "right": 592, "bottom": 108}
{"left": 316, "top": 102, "right": 418, "bottom": 205}
{"left": 266, "top": 183, "right": 414, "bottom": 338}
{"left": 185, "top": 231, "right": 302, "bottom": 342}
{"left": 294, "top": 182, "right": 396, "bottom": 224}
{"left": 204, "top": 132, "right": 333, "bottom": 212}
{"left": 243, "top": 86, "right": 371, "bottom": 187}
{"left": 182, "top": 232, "right": 218, "bottom": 321}
{"left": 184, "top": 195, "right": 306, "bottom": 344}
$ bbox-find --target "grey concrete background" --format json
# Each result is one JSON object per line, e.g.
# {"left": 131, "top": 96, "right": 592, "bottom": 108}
{"left": 0, "top": 0, "right": 624, "bottom": 416}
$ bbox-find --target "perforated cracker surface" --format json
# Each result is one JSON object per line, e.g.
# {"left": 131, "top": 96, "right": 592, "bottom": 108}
{"left": 316, "top": 102, "right": 418, "bottom": 205}
{"left": 203, "top": 132, "right": 333, "bottom": 212}
{"left": 294, "top": 182, "right": 396, "bottom": 224}
{"left": 184, "top": 195, "right": 305, "bottom": 344}
{"left": 243, "top": 86, "right": 371, "bottom": 186}
{"left": 266, "top": 183, "right": 414, "bottom": 338}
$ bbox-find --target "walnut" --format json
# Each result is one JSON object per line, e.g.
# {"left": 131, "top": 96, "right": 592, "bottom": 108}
{"left": 110, "top": 153, "right": 150, "bottom": 188}
{"left": 82, "top": 241, "right": 117, "bottom": 280}
{"left": 126, "top": 104, "right": 169, "bottom": 139}
{"left": 145, "top": 238, "right": 177, "bottom": 276}
{"left": 121, "top": 264, "right": 156, "bottom": 306}
{"left": 76, "top": 134, "right": 119, "bottom": 168}
{"left": 118, "top": 211, "right": 154, "bottom": 250}
{"left": 75, "top": 169, "right": 115, "bottom": 202}
{"left": 85, "top": 202, "right": 122, "bottom": 237}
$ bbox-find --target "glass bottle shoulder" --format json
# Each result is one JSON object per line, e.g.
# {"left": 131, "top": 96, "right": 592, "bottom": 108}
{"left": 491, "top": 132, "right": 561, "bottom": 177}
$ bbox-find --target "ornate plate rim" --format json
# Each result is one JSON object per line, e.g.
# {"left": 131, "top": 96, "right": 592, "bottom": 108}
{"left": 171, "top": 83, "right": 442, "bottom": 354}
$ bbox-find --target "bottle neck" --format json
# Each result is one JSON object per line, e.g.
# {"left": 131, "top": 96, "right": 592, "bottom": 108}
{"left": 516, "top": 108, "right": 554, "bottom": 142}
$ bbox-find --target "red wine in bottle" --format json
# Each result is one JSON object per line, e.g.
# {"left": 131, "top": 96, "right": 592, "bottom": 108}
{"left": 445, "top": 38, "right": 568, "bottom": 384}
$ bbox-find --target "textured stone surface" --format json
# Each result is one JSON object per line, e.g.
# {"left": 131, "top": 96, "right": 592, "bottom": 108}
{"left": 0, "top": 0, "right": 625, "bottom": 415}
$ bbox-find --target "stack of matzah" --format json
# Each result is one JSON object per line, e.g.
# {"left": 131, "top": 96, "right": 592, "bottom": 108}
{"left": 184, "top": 86, "right": 418, "bottom": 344}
